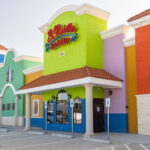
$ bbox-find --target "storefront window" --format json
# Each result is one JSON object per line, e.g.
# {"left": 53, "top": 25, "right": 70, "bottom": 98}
{"left": 56, "top": 90, "right": 69, "bottom": 124}
{"left": 12, "top": 103, "right": 15, "bottom": 110}
{"left": 73, "top": 97, "right": 82, "bottom": 124}
{"left": 47, "top": 100, "right": 53, "bottom": 124}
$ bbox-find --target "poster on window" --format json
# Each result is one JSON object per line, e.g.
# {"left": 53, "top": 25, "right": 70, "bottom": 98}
{"left": 33, "top": 99, "right": 39, "bottom": 116}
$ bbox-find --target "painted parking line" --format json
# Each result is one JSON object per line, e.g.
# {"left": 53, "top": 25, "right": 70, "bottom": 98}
{"left": 111, "top": 146, "right": 115, "bottom": 150}
{"left": 1, "top": 134, "right": 49, "bottom": 143}
{"left": 124, "top": 144, "right": 131, "bottom": 150}
{"left": 5, "top": 138, "right": 77, "bottom": 150}
{"left": 0, "top": 131, "right": 20, "bottom": 137}
{"left": 139, "top": 144, "right": 149, "bottom": 150}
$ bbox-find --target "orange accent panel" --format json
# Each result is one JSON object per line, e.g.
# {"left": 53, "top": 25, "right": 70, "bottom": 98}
{"left": 136, "top": 24, "right": 150, "bottom": 94}
{"left": 126, "top": 45, "right": 138, "bottom": 133}
{"left": 24, "top": 70, "right": 43, "bottom": 117}
{"left": 25, "top": 70, "right": 43, "bottom": 84}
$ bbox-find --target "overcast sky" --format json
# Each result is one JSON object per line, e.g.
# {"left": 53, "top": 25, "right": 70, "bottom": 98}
{"left": 0, "top": 0, "right": 149, "bottom": 57}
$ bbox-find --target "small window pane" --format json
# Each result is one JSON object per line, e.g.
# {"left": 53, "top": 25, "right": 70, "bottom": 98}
{"left": 73, "top": 97, "right": 82, "bottom": 124}
{"left": 12, "top": 103, "right": 15, "bottom": 110}
{"left": 2, "top": 104, "right": 5, "bottom": 111}
{"left": 47, "top": 101, "right": 53, "bottom": 124}
{"left": 7, "top": 104, "right": 10, "bottom": 110}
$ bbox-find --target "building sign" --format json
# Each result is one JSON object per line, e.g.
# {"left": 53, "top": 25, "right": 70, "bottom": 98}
{"left": 45, "top": 23, "right": 78, "bottom": 52}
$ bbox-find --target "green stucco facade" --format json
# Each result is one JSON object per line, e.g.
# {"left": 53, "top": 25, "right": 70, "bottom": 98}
{"left": 0, "top": 50, "right": 42, "bottom": 117}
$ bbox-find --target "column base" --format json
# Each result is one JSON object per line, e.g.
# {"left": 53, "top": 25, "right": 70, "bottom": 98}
{"left": 14, "top": 116, "right": 18, "bottom": 126}
{"left": 24, "top": 128, "right": 31, "bottom": 132}
{"left": 84, "top": 132, "right": 94, "bottom": 137}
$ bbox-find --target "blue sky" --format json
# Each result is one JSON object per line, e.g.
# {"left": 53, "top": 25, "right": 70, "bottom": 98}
{"left": 0, "top": 0, "right": 149, "bottom": 57}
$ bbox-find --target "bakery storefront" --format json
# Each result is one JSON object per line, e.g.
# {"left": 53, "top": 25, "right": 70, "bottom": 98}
{"left": 19, "top": 4, "right": 127, "bottom": 136}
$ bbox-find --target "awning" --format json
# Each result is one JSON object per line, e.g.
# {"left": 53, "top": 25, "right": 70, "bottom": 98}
{"left": 17, "top": 66, "right": 122, "bottom": 94}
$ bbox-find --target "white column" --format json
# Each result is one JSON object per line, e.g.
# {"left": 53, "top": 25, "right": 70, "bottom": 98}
{"left": 0, "top": 97, "right": 2, "bottom": 124}
{"left": 25, "top": 94, "right": 31, "bottom": 131}
{"left": 14, "top": 95, "right": 19, "bottom": 126}
{"left": 84, "top": 84, "right": 94, "bottom": 137}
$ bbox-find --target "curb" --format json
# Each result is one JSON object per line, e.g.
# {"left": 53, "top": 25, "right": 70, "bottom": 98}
{"left": 83, "top": 137, "right": 110, "bottom": 144}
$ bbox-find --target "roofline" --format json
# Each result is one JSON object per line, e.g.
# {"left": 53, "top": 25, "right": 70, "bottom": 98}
{"left": 17, "top": 77, "right": 122, "bottom": 95}
{"left": 0, "top": 50, "right": 7, "bottom": 55}
{"left": 0, "top": 49, "right": 43, "bottom": 68}
{"left": 128, "top": 14, "right": 150, "bottom": 29}
{"left": 14, "top": 55, "right": 43, "bottom": 63}
{"left": 123, "top": 37, "right": 135, "bottom": 47}
{"left": 100, "top": 24, "right": 129, "bottom": 40}
{"left": 39, "top": 3, "right": 110, "bottom": 33}
{"left": 23, "top": 65, "right": 43, "bottom": 75}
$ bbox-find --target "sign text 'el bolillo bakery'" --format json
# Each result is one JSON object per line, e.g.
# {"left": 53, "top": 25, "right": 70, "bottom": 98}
{"left": 45, "top": 23, "right": 78, "bottom": 52}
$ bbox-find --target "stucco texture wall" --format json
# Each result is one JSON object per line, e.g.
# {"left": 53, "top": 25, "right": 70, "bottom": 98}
{"left": 25, "top": 70, "right": 43, "bottom": 118}
{"left": 44, "top": 11, "right": 107, "bottom": 76}
{"left": 135, "top": 24, "right": 150, "bottom": 94}
{"left": 103, "top": 34, "right": 127, "bottom": 114}
{"left": 0, "top": 51, "right": 25, "bottom": 117}
{"left": 126, "top": 45, "right": 137, "bottom": 133}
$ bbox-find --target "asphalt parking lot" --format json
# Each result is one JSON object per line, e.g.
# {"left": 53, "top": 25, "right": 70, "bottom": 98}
{"left": 0, "top": 127, "right": 150, "bottom": 150}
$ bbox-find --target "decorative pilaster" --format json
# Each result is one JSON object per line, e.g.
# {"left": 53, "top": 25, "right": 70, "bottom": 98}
{"left": 14, "top": 95, "right": 19, "bottom": 126}
{"left": 84, "top": 84, "right": 94, "bottom": 137}
{"left": 25, "top": 94, "right": 31, "bottom": 131}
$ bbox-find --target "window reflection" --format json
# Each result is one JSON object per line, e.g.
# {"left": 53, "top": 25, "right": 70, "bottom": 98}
{"left": 56, "top": 90, "right": 69, "bottom": 124}
{"left": 73, "top": 97, "right": 82, "bottom": 124}
{"left": 47, "top": 100, "right": 53, "bottom": 124}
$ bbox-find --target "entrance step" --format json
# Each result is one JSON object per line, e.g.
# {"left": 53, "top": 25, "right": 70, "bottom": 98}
{"left": 27, "top": 131, "right": 45, "bottom": 135}
{"left": 51, "top": 133, "right": 73, "bottom": 138}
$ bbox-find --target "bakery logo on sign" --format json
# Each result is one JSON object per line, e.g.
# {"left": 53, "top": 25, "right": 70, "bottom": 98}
{"left": 45, "top": 23, "right": 78, "bottom": 52}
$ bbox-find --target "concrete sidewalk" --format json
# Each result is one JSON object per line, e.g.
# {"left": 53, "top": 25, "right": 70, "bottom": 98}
{"left": 1, "top": 126, "right": 150, "bottom": 145}
{"left": 93, "top": 132, "right": 150, "bottom": 144}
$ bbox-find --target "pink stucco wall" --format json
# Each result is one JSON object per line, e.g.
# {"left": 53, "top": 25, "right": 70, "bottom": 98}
{"left": 103, "top": 34, "right": 127, "bottom": 114}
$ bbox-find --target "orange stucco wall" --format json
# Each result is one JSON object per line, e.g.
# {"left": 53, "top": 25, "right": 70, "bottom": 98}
{"left": 25, "top": 70, "right": 43, "bottom": 117}
{"left": 136, "top": 24, "right": 150, "bottom": 94}
{"left": 126, "top": 45, "right": 138, "bottom": 133}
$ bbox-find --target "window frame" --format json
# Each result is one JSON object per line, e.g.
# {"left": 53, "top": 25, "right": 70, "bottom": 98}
{"left": 56, "top": 90, "right": 69, "bottom": 124}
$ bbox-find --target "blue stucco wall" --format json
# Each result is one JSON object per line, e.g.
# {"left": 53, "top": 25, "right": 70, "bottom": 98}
{"left": 43, "top": 99, "right": 86, "bottom": 133}
{"left": 0, "top": 54, "right": 4, "bottom": 63}
{"left": 105, "top": 113, "right": 128, "bottom": 133}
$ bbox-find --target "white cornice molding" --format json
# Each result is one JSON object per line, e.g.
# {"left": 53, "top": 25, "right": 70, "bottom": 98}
{"left": 14, "top": 55, "right": 43, "bottom": 63}
{"left": 23, "top": 65, "right": 43, "bottom": 75}
{"left": 0, "top": 50, "right": 7, "bottom": 55}
{"left": 128, "top": 15, "right": 150, "bottom": 29}
{"left": 100, "top": 24, "right": 129, "bottom": 40}
{"left": 123, "top": 37, "right": 135, "bottom": 47}
{"left": 39, "top": 3, "right": 110, "bottom": 33}
{"left": 0, "top": 49, "right": 43, "bottom": 69}
{"left": 75, "top": 3, "right": 110, "bottom": 20}
{"left": 17, "top": 77, "right": 122, "bottom": 95}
